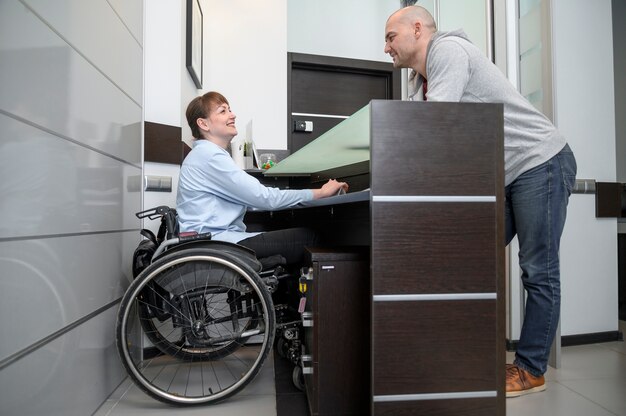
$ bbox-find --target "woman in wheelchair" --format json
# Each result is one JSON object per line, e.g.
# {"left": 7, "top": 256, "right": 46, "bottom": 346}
{"left": 177, "top": 91, "right": 347, "bottom": 264}
{"left": 115, "top": 92, "right": 347, "bottom": 407}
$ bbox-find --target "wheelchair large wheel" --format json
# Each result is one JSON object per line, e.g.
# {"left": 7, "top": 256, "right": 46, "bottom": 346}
{"left": 116, "top": 247, "right": 275, "bottom": 406}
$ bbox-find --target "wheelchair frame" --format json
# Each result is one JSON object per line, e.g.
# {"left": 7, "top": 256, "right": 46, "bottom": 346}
{"left": 115, "top": 206, "right": 301, "bottom": 406}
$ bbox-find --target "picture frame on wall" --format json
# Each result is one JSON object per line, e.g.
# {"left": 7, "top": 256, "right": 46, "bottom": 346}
{"left": 186, "top": 0, "right": 203, "bottom": 89}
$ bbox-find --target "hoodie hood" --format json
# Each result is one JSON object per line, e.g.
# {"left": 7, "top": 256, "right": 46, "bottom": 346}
{"left": 408, "top": 29, "right": 472, "bottom": 100}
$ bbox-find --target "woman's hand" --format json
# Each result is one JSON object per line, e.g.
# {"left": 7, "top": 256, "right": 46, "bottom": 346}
{"left": 312, "top": 179, "right": 349, "bottom": 199}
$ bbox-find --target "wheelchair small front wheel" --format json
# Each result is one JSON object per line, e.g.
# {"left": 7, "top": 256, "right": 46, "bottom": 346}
{"left": 116, "top": 247, "right": 275, "bottom": 406}
{"left": 292, "top": 365, "right": 305, "bottom": 391}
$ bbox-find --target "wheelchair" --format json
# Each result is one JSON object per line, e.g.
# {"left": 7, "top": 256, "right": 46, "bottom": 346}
{"left": 115, "top": 206, "right": 303, "bottom": 406}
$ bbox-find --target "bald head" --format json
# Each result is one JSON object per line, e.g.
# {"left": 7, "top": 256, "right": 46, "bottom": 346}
{"left": 388, "top": 6, "right": 437, "bottom": 32}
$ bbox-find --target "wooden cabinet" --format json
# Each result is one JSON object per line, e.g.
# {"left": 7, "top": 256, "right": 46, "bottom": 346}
{"left": 302, "top": 247, "right": 370, "bottom": 416}
{"left": 369, "top": 101, "right": 505, "bottom": 415}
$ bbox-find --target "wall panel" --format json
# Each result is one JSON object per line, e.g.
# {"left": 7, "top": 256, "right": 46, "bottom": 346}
{"left": 108, "top": 0, "right": 143, "bottom": 47}
{"left": 0, "top": 115, "right": 140, "bottom": 238}
{"left": 0, "top": 0, "right": 142, "bottom": 413}
{"left": 0, "top": 0, "right": 142, "bottom": 166}
{"left": 0, "top": 231, "right": 135, "bottom": 361}
{"left": 24, "top": 0, "right": 143, "bottom": 103}
{"left": 0, "top": 306, "right": 126, "bottom": 416}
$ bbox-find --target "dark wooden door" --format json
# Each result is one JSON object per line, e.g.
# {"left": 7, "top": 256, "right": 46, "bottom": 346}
{"left": 288, "top": 53, "right": 401, "bottom": 153}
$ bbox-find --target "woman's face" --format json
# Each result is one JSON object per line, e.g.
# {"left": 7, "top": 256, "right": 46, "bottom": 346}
{"left": 203, "top": 102, "right": 237, "bottom": 141}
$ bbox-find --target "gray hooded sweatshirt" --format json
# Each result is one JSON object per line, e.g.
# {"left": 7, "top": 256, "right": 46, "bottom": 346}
{"left": 408, "top": 30, "right": 567, "bottom": 186}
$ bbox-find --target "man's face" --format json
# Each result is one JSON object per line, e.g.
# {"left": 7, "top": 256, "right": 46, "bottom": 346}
{"left": 384, "top": 15, "right": 417, "bottom": 69}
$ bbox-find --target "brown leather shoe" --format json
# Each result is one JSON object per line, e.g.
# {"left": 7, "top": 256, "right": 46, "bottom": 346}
{"left": 506, "top": 364, "right": 546, "bottom": 398}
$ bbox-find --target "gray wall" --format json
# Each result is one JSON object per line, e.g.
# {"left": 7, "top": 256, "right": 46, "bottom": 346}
{"left": 0, "top": 1, "right": 142, "bottom": 415}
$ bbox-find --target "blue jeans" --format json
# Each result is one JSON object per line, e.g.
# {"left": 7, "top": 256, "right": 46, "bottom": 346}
{"left": 505, "top": 144, "right": 577, "bottom": 376}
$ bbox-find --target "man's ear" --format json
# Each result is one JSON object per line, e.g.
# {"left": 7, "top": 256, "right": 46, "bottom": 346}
{"left": 414, "top": 20, "right": 422, "bottom": 37}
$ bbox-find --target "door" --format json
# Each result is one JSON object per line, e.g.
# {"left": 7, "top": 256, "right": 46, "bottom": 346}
{"left": 288, "top": 53, "right": 401, "bottom": 153}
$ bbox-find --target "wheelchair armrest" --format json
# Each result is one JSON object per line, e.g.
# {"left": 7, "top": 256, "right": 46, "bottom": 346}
{"left": 179, "top": 232, "right": 212, "bottom": 243}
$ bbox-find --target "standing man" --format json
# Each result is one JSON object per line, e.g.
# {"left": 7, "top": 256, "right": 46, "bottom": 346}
{"left": 384, "top": 6, "right": 577, "bottom": 397}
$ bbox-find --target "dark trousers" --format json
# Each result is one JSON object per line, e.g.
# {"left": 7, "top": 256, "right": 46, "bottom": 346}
{"left": 238, "top": 227, "right": 319, "bottom": 265}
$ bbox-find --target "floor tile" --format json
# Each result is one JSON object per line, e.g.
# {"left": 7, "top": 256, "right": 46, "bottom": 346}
{"left": 603, "top": 340, "right": 626, "bottom": 355}
{"left": 506, "top": 381, "right": 616, "bottom": 416}
{"left": 559, "top": 377, "right": 626, "bottom": 416}
{"left": 93, "top": 400, "right": 116, "bottom": 416}
{"left": 236, "top": 354, "right": 277, "bottom": 397}
{"left": 552, "top": 345, "right": 626, "bottom": 381}
{"left": 105, "top": 378, "right": 135, "bottom": 402}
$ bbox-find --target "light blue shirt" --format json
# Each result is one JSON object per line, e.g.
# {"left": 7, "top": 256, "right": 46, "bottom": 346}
{"left": 176, "top": 140, "right": 314, "bottom": 243}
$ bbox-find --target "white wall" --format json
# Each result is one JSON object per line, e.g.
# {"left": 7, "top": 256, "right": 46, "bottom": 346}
{"left": 288, "top": 0, "right": 399, "bottom": 63}
{"left": 287, "top": 0, "right": 489, "bottom": 62}
{"left": 203, "top": 0, "right": 287, "bottom": 151}
{"left": 553, "top": 0, "right": 618, "bottom": 335}
{"left": 143, "top": 0, "right": 200, "bottom": 231}
{"left": 145, "top": 1, "right": 183, "bottom": 126}
{"left": 420, "top": 0, "right": 490, "bottom": 57}
{"left": 144, "top": 0, "right": 198, "bottom": 135}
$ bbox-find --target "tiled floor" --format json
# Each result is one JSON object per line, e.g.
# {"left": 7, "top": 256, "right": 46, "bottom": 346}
{"left": 95, "top": 321, "right": 626, "bottom": 416}
{"left": 506, "top": 320, "right": 626, "bottom": 416}
{"left": 95, "top": 352, "right": 278, "bottom": 416}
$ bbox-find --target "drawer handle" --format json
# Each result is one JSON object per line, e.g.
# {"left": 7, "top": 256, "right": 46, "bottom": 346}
{"left": 302, "top": 311, "right": 314, "bottom": 327}
{"left": 301, "top": 354, "right": 314, "bottom": 374}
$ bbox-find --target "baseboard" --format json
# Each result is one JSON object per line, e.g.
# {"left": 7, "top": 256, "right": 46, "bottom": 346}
{"left": 507, "top": 330, "right": 624, "bottom": 351}
{"left": 561, "top": 330, "right": 624, "bottom": 346}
